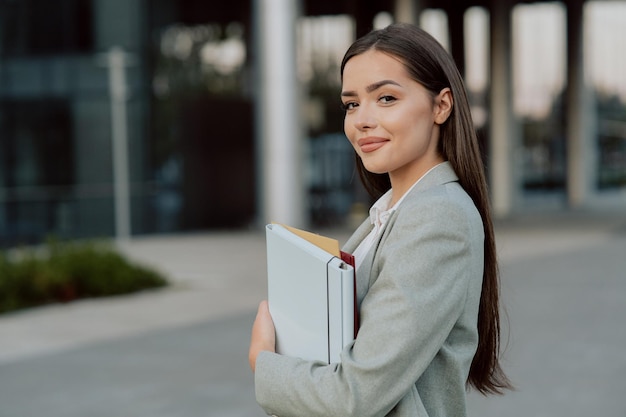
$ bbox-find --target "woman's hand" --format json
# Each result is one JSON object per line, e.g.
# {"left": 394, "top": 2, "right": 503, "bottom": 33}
{"left": 249, "top": 300, "right": 276, "bottom": 372}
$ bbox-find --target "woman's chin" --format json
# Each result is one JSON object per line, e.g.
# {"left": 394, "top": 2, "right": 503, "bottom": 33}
{"left": 363, "top": 164, "right": 389, "bottom": 175}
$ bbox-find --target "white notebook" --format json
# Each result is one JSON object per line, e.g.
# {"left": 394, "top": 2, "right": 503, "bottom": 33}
{"left": 265, "top": 223, "right": 355, "bottom": 364}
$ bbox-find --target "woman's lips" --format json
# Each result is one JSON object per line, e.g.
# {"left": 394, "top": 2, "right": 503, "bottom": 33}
{"left": 357, "top": 137, "right": 388, "bottom": 153}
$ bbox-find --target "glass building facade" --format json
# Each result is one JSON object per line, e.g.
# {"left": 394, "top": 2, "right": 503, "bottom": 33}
{"left": 0, "top": 0, "right": 261, "bottom": 246}
{"left": 1, "top": 0, "right": 624, "bottom": 247}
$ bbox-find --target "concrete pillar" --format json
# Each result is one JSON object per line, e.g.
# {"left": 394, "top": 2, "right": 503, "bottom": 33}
{"left": 488, "top": 0, "right": 517, "bottom": 217}
{"left": 394, "top": 0, "right": 421, "bottom": 24}
{"left": 565, "top": 0, "right": 594, "bottom": 207}
{"left": 75, "top": 0, "right": 146, "bottom": 238}
{"left": 101, "top": 47, "right": 134, "bottom": 240}
{"left": 254, "top": 0, "right": 305, "bottom": 227}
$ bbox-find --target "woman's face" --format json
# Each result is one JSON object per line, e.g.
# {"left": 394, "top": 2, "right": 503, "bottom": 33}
{"left": 341, "top": 50, "right": 451, "bottom": 190}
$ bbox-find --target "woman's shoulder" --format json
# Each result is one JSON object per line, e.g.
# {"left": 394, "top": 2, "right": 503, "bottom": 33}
{"left": 393, "top": 181, "right": 483, "bottom": 237}
{"left": 404, "top": 179, "right": 478, "bottom": 216}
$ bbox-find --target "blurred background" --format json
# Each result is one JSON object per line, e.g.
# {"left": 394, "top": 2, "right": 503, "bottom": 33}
{"left": 1, "top": 2, "right": 625, "bottom": 416}
{"left": 0, "top": 0, "right": 625, "bottom": 247}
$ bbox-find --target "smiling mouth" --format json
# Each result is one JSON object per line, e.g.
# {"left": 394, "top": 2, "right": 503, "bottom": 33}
{"left": 358, "top": 138, "right": 388, "bottom": 153}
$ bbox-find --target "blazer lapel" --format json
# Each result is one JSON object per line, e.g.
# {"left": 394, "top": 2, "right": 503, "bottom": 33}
{"left": 343, "top": 162, "right": 460, "bottom": 299}
{"left": 342, "top": 161, "right": 457, "bottom": 256}
{"left": 342, "top": 217, "right": 373, "bottom": 254}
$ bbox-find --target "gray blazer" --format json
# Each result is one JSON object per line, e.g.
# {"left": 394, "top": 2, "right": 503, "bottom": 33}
{"left": 255, "top": 162, "right": 485, "bottom": 417}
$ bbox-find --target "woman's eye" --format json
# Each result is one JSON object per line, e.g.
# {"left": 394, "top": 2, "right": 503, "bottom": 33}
{"left": 379, "top": 95, "right": 396, "bottom": 104}
{"left": 342, "top": 101, "right": 358, "bottom": 111}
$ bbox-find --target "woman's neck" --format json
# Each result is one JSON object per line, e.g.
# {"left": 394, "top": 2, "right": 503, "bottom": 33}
{"left": 388, "top": 159, "right": 444, "bottom": 207}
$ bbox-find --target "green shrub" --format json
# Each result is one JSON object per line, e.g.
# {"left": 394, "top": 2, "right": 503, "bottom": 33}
{"left": 0, "top": 239, "right": 167, "bottom": 314}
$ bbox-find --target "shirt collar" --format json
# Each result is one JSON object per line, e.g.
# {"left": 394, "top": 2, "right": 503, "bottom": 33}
{"left": 368, "top": 189, "right": 394, "bottom": 230}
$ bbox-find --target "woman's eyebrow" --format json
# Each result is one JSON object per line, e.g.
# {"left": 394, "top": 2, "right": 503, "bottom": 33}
{"left": 366, "top": 79, "right": 401, "bottom": 92}
{"left": 341, "top": 79, "right": 402, "bottom": 97}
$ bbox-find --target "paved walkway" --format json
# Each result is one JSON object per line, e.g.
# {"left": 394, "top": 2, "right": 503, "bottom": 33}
{"left": 0, "top": 210, "right": 625, "bottom": 416}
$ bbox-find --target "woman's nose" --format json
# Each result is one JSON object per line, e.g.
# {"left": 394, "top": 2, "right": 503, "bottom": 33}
{"left": 353, "top": 106, "right": 377, "bottom": 131}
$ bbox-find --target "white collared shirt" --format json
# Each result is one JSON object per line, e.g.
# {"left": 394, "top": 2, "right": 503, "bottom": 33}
{"left": 351, "top": 163, "right": 443, "bottom": 270}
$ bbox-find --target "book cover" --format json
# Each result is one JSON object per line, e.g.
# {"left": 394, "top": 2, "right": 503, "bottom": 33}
{"left": 265, "top": 224, "right": 355, "bottom": 364}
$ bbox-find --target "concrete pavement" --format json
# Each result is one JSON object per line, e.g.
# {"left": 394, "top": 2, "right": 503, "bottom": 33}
{"left": 0, "top": 211, "right": 625, "bottom": 416}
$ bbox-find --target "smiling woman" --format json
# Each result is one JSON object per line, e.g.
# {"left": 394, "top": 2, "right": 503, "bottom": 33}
{"left": 341, "top": 51, "right": 452, "bottom": 202}
{"left": 250, "top": 23, "right": 512, "bottom": 417}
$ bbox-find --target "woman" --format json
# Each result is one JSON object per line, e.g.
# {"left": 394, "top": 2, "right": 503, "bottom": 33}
{"left": 249, "top": 23, "right": 511, "bottom": 416}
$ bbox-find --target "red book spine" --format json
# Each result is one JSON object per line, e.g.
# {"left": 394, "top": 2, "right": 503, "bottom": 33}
{"left": 340, "top": 251, "right": 359, "bottom": 337}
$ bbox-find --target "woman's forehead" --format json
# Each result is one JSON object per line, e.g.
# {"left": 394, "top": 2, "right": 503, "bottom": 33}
{"left": 342, "top": 50, "right": 410, "bottom": 86}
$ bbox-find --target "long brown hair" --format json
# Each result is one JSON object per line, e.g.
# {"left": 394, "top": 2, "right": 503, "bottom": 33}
{"left": 341, "top": 23, "right": 511, "bottom": 394}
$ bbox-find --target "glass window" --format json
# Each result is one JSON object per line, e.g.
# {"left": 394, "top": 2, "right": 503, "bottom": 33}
{"left": 0, "top": 0, "right": 93, "bottom": 56}
{"left": 0, "top": 99, "right": 74, "bottom": 246}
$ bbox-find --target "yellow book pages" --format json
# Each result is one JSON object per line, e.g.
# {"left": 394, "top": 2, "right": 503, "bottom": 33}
{"left": 277, "top": 223, "right": 340, "bottom": 257}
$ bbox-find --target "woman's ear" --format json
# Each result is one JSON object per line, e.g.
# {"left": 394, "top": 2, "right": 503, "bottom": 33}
{"left": 434, "top": 88, "right": 453, "bottom": 125}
